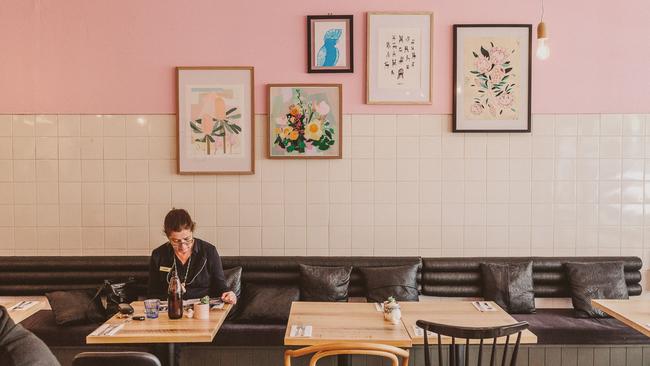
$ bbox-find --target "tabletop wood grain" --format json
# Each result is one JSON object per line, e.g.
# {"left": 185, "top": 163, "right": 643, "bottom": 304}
{"left": 0, "top": 296, "right": 49, "bottom": 323}
{"left": 86, "top": 301, "right": 231, "bottom": 344}
{"left": 284, "top": 302, "right": 412, "bottom": 347}
{"left": 592, "top": 299, "right": 650, "bottom": 338}
{"left": 399, "top": 301, "right": 537, "bottom": 345}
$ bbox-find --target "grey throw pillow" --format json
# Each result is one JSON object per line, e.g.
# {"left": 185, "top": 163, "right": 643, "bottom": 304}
{"left": 564, "top": 261, "right": 629, "bottom": 318}
{"left": 359, "top": 264, "right": 420, "bottom": 303}
{"left": 480, "top": 261, "right": 536, "bottom": 314}
{"left": 237, "top": 284, "right": 299, "bottom": 324}
{"left": 45, "top": 290, "right": 106, "bottom": 326}
{"left": 223, "top": 266, "right": 242, "bottom": 320}
{"left": 299, "top": 264, "right": 352, "bottom": 302}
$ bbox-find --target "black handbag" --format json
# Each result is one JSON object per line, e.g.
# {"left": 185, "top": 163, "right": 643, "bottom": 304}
{"left": 92, "top": 277, "right": 138, "bottom": 316}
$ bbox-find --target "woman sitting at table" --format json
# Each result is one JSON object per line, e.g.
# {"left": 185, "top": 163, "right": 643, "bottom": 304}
{"left": 147, "top": 208, "right": 237, "bottom": 304}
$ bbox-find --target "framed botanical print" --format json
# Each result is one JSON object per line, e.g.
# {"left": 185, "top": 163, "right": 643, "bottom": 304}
{"left": 366, "top": 12, "right": 433, "bottom": 104}
{"left": 307, "top": 15, "right": 353, "bottom": 73}
{"left": 177, "top": 66, "right": 255, "bottom": 174}
{"left": 453, "top": 25, "right": 532, "bottom": 132}
{"left": 268, "top": 84, "right": 342, "bottom": 159}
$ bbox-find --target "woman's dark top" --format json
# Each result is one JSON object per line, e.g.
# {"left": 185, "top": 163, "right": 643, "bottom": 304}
{"left": 147, "top": 238, "right": 228, "bottom": 300}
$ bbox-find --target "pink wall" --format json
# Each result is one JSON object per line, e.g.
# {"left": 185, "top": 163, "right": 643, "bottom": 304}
{"left": 0, "top": 0, "right": 648, "bottom": 114}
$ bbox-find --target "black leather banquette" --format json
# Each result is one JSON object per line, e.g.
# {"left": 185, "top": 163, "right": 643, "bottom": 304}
{"left": 0, "top": 255, "right": 646, "bottom": 347}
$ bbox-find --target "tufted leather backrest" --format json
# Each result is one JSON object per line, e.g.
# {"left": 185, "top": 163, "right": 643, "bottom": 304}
{"left": 421, "top": 257, "right": 643, "bottom": 298}
{"left": 0, "top": 256, "right": 641, "bottom": 298}
{"left": 0, "top": 256, "right": 422, "bottom": 297}
{"left": 0, "top": 256, "right": 151, "bottom": 295}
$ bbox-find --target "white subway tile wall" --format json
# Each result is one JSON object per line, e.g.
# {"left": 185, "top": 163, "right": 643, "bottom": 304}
{"left": 0, "top": 113, "right": 649, "bottom": 267}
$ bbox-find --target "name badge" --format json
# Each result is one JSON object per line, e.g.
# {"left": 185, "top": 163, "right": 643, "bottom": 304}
{"left": 159, "top": 266, "right": 171, "bottom": 273}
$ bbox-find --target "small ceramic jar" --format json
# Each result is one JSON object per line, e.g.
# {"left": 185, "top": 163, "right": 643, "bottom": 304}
{"left": 383, "top": 301, "right": 401, "bottom": 325}
{"left": 194, "top": 303, "right": 210, "bottom": 320}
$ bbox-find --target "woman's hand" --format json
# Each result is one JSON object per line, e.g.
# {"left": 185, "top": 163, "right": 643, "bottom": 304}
{"left": 221, "top": 291, "right": 237, "bottom": 304}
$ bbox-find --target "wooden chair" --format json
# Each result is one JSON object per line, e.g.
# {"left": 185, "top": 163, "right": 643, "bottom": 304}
{"left": 284, "top": 342, "right": 410, "bottom": 366}
{"left": 415, "top": 320, "right": 529, "bottom": 366}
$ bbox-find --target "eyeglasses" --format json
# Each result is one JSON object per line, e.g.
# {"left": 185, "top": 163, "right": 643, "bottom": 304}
{"left": 169, "top": 236, "right": 194, "bottom": 247}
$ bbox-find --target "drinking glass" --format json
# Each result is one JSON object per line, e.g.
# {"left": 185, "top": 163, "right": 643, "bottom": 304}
{"left": 144, "top": 299, "right": 160, "bottom": 319}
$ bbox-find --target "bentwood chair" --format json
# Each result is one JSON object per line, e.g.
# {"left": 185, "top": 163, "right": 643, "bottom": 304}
{"left": 284, "top": 342, "right": 410, "bottom": 366}
{"left": 415, "top": 320, "right": 529, "bottom": 366}
{"left": 72, "top": 351, "right": 162, "bottom": 366}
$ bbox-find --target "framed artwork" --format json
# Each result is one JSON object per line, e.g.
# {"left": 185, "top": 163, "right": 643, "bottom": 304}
{"left": 366, "top": 12, "right": 433, "bottom": 104}
{"left": 177, "top": 66, "right": 255, "bottom": 174}
{"left": 452, "top": 25, "right": 532, "bottom": 132}
{"left": 268, "top": 84, "right": 342, "bottom": 159}
{"left": 307, "top": 15, "right": 353, "bottom": 73}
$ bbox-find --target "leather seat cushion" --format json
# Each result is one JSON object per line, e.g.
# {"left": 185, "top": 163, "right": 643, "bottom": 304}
{"left": 212, "top": 322, "right": 286, "bottom": 346}
{"left": 512, "top": 309, "right": 650, "bottom": 345}
{"left": 19, "top": 310, "right": 103, "bottom": 347}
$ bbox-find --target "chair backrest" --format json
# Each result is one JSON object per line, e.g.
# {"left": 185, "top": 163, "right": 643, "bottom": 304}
{"left": 284, "top": 342, "right": 410, "bottom": 366}
{"left": 415, "top": 320, "right": 529, "bottom": 366}
{"left": 72, "top": 352, "right": 161, "bottom": 366}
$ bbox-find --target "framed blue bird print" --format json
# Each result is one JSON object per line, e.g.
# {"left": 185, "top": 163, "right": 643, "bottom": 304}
{"left": 307, "top": 15, "right": 353, "bottom": 73}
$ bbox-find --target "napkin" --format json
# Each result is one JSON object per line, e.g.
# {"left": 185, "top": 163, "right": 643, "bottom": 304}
{"left": 472, "top": 301, "right": 497, "bottom": 312}
{"left": 90, "top": 323, "right": 125, "bottom": 337}
{"left": 413, "top": 325, "right": 436, "bottom": 337}
{"left": 8, "top": 301, "right": 38, "bottom": 311}
{"left": 290, "top": 325, "right": 313, "bottom": 337}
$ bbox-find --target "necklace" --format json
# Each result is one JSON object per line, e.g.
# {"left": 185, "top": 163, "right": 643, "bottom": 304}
{"left": 174, "top": 254, "right": 192, "bottom": 294}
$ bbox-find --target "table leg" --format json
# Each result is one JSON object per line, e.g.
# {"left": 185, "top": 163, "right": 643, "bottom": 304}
{"left": 168, "top": 343, "right": 175, "bottom": 366}
{"left": 337, "top": 354, "right": 351, "bottom": 366}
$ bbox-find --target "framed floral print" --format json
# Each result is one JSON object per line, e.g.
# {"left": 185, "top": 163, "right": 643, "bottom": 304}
{"left": 177, "top": 66, "right": 255, "bottom": 173}
{"left": 453, "top": 25, "right": 532, "bottom": 132}
{"left": 307, "top": 15, "right": 353, "bottom": 73}
{"left": 268, "top": 84, "right": 342, "bottom": 159}
{"left": 366, "top": 12, "right": 433, "bottom": 104}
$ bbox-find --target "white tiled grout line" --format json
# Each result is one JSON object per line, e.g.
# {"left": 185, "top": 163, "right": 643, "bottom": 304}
{"left": 1, "top": 113, "right": 650, "bottom": 286}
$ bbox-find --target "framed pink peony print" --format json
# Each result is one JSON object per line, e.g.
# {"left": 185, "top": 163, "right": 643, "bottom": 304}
{"left": 177, "top": 66, "right": 255, "bottom": 174}
{"left": 267, "top": 84, "right": 342, "bottom": 159}
{"left": 453, "top": 25, "right": 532, "bottom": 132}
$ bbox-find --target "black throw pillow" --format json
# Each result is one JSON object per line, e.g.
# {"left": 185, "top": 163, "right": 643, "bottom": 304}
{"left": 564, "top": 261, "right": 629, "bottom": 318}
{"left": 359, "top": 264, "right": 420, "bottom": 303}
{"left": 237, "top": 284, "right": 299, "bottom": 324}
{"left": 224, "top": 266, "right": 243, "bottom": 298}
{"left": 223, "top": 266, "right": 243, "bottom": 320}
{"left": 480, "top": 261, "right": 536, "bottom": 314}
{"left": 299, "top": 264, "right": 352, "bottom": 302}
{"left": 45, "top": 289, "right": 106, "bottom": 326}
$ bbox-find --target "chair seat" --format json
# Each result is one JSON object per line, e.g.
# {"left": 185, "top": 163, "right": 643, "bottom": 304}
{"left": 512, "top": 309, "right": 650, "bottom": 345}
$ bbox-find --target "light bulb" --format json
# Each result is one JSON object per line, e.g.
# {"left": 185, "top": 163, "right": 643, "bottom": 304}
{"left": 536, "top": 38, "right": 550, "bottom": 60}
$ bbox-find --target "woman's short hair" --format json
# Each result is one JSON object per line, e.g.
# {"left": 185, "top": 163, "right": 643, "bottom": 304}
{"left": 164, "top": 208, "right": 195, "bottom": 236}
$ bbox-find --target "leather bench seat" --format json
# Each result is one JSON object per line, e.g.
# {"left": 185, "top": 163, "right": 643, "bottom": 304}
{"left": 4, "top": 256, "right": 646, "bottom": 349}
{"left": 20, "top": 310, "right": 104, "bottom": 347}
{"left": 513, "top": 309, "right": 650, "bottom": 345}
{"left": 212, "top": 322, "right": 286, "bottom": 346}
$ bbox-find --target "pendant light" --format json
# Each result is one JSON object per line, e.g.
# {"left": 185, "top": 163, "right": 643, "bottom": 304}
{"left": 536, "top": 0, "right": 550, "bottom": 60}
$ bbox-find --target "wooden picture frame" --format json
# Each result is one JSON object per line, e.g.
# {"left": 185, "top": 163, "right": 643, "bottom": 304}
{"left": 452, "top": 24, "right": 532, "bottom": 132}
{"left": 267, "top": 83, "right": 342, "bottom": 159}
{"left": 366, "top": 12, "right": 433, "bottom": 104}
{"left": 176, "top": 66, "right": 255, "bottom": 174}
{"left": 307, "top": 15, "right": 354, "bottom": 73}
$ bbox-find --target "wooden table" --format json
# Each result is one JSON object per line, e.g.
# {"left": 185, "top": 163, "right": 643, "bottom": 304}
{"left": 592, "top": 299, "right": 650, "bottom": 337}
{"left": 87, "top": 301, "right": 231, "bottom": 366}
{"left": 0, "top": 296, "right": 48, "bottom": 323}
{"left": 284, "top": 302, "right": 412, "bottom": 347}
{"left": 400, "top": 301, "right": 537, "bottom": 345}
